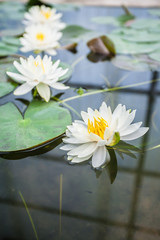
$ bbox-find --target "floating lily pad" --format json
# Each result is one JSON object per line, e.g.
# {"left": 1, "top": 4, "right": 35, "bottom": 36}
{"left": 62, "top": 25, "right": 93, "bottom": 43}
{"left": 121, "top": 30, "right": 160, "bottom": 43}
{"left": 149, "top": 51, "right": 160, "bottom": 62}
{"left": 91, "top": 16, "right": 120, "bottom": 26}
{"left": 0, "top": 42, "right": 18, "bottom": 56}
{"left": 109, "top": 34, "right": 160, "bottom": 54}
{"left": 0, "top": 82, "right": 15, "bottom": 98}
{"left": 149, "top": 9, "right": 160, "bottom": 16}
{"left": 130, "top": 18, "right": 160, "bottom": 30}
{"left": 111, "top": 55, "right": 159, "bottom": 71}
{"left": 0, "top": 57, "right": 18, "bottom": 97}
{"left": 0, "top": 100, "right": 72, "bottom": 152}
{"left": 1, "top": 36, "right": 21, "bottom": 47}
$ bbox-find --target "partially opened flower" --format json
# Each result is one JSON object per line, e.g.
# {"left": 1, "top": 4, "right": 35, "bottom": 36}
{"left": 7, "top": 55, "right": 69, "bottom": 102}
{"left": 23, "top": 5, "right": 66, "bottom": 31}
{"left": 20, "top": 24, "right": 62, "bottom": 55}
{"left": 61, "top": 102, "right": 149, "bottom": 168}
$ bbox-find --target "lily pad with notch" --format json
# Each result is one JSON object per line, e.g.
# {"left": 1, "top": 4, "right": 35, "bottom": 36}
{"left": 0, "top": 100, "right": 72, "bottom": 157}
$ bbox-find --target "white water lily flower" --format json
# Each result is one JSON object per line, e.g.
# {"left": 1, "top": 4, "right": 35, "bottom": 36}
{"left": 20, "top": 24, "right": 62, "bottom": 55}
{"left": 23, "top": 5, "right": 66, "bottom": 31}
{"left": 7, "top": 55, "right": 69, "bottom": 102}
{"left": 61, "top": 102, "right": 149, "bottom": 168}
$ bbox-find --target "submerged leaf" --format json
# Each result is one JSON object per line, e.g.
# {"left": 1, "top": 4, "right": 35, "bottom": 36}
{"left": 107, "top": 148, "right": 117, "bottom": 184}
{"left": 0, "top": 100, "right": 72, "bottom": 152}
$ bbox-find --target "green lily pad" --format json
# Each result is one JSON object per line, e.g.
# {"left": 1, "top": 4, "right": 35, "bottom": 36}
{"left": 109, "top": 34, "right": 160, "bottom": 54}
{"left": 0, "top": 42, "right": 18, "bottom": 56}
{"left": 62, "top": 25, "right": 93, "bottom": 43}
{"left": 91, "top": 16, "right": 120, "bottom": 26}
{"left": 0, "top": 100, "right": 72, "bottom": 152}
{"left": 121, "top": 30, "right": 160, "bottom": 43}
{"left": 0, "top": 57, "right": 18, "bottom": 97}
{"left": 130, "top": 18, "right": 160, "bottom": 30}
{"left": 149, "top": 50, "right": 160, "bottom": 62}
{"left": 148, "top": 9, "right": 160, "bottom": 16}
{"left": 1, "top": 36, "right": 21, "bottom": 47}
{"left": 111, "top": 55, "right": 148, "bottom": 71}
{"left": 0, "top": 82, "right": 15, "bottom": 97}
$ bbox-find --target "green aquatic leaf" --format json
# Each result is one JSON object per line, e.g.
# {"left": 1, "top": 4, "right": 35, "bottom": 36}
{"left": 0, "top": 57, "right": 18, "bottom": 97}
{"left": 51, "top": 3, "right": 80, "bottom": 11}
{"left": 0, "top": 42, "right": 18, "bottom": 56}
{"left": 0, "top": 82, "right": 15, "bottom": 98}
{"left": 121, "top": 30, "right": 160, "bottom": 43}
{"left": 130, "top": 18, "right": 160, "bottom": 30}
{"left": 2, "top": 36, "right": 21, "bottom": 47}
{"left": 149, "top": 50, "right": 160, "bottom": 62}
{"left": 109, "top": 34, "right": 160, "bottom": 54}
{"left": 91, "top": 16, "right": 120, "bottom": 26}
{"left": 107, "top": 148, "right": 117, "bottom": 184}
{"left": 111, "top": 55, "right": 158, "bottom": 71}
{"left": 117, "top": 14, "right": 135, "bottom": 24}
{"left": 62, "top": 25, "right": 93, "bottom": 43}
{"left": 0, "top": 100, "right": 72, "bottom": 152}
{"left": 0, "top": 27, "right": 24, "bottom": 37}
{"left": 148, "top": 9, "right": 160, "bottom": 16}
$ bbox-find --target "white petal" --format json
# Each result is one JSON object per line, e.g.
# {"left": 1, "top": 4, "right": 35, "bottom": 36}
{"left": 36, "top": 83, "right": 50, "bottom": 102}
{"left": 67, "top": 142, "right": 95, "bottom": 156}
{"left": 45, "top": 49, "right": 57, "bottom": 56}
{"left": 63, "top": 137, "right": 92, "bottom": 144}
{"left": 71, "top": 154, "right": 92, "bottom": 163}
{"left": 50, "top": 82, "right": 69, "bottom": 90}
{"left": 81, "top": 111, "right": 89, "bottom": 125}
{"left": 60, "top": 144, "right": 75, "bottom": 151}
{"left": 14, "top": 83, "right": 34, "bottom": 95}
{"left": 120, "top": 122, "right": 142, "bottom": 136}
{"left": 92, "top": 146, "right": 108, "bottom": 168}
{"left": 118, "top": 110, "right": 136, "bottom": 131}
{"left": 78, "top": 142, "right": 97, "bottom": 158}
{"left": 6, "top": 72, "right": 28, "bottom": 83}
{"left": 120, "top": 127, "right": 149, "bottom": 141}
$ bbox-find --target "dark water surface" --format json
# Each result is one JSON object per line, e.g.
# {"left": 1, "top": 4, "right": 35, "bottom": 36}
{"left": 0, "top": 4, "right": 160, "bottom": 240}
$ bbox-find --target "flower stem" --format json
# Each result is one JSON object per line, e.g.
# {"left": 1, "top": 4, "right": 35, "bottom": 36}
{"left": 61, "top": 79, "right": 159, "bottom": 103}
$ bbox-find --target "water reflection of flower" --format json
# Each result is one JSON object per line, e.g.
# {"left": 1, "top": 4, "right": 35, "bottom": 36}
{"left": 7, "top": 55, "right": 69, "bottom": 102}
{"left": 61, "top": 102, "right": 149, "bottom": 168}
{"left": 20, "top": 24, "right": 62, "bottom": 55}
{"left": 23, "top": 5, "right": 66, "bottom": 31}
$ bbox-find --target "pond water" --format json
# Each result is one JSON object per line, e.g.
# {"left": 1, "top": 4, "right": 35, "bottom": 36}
{"left": 0, "top": 3, "right": 160, "bottom": 240}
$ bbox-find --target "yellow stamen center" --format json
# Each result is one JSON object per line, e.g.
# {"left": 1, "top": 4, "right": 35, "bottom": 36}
{"left": 36, "top": 33, "right": 45, "bottom": 41}
{"left": 88, "top": 117, "right": 108, "bottom": 139}
{"left": 34, "top": 60, "right": 45, "bottom": 73}
{"left": 41, "top": 10, "right": 51, "bottom": 19}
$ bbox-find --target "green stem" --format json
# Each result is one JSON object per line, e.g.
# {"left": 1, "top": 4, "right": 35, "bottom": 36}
{"left": 19, "top": 191, "right": 39, "bottom": 240}
{"left": 61, "top": 79, "right": 160, "bottom": 103}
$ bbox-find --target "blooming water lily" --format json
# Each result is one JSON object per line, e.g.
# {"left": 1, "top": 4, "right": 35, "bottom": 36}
{"left": 61, "top": 102, "right": 149, "bottom": 168}
{"left": 23, "top": 5, "right": 66, "bottom": 31}
{"left": 20, "top": 24, "right": 62, "bottom": 55}
{"left": 7, "top": 55, "right": 69, "bottom": 102}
